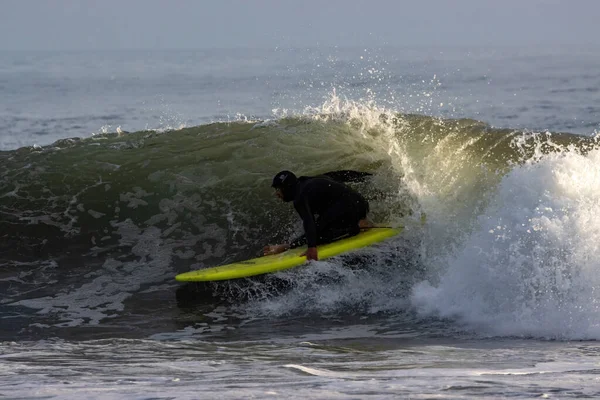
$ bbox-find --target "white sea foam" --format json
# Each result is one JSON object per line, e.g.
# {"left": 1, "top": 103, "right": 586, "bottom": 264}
{"left": 411, "top": 148, "right": 600, "bottom": 339}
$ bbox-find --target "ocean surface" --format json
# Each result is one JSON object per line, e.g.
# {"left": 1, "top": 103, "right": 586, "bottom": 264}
{"left": 2, "top": 46, "right": 600, "bottom": 398}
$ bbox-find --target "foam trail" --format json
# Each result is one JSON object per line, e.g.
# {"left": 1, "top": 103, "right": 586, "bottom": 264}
{"left": 411, "top": 148, "right": 600, "bottom": 339}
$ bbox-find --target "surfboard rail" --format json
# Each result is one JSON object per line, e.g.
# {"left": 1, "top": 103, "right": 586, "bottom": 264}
{"left": 175, "top": 227, "right": 402, "bottom": 282}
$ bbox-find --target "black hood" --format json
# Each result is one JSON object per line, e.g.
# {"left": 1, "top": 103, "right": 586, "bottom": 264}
{"left": 272, "top": 170, "right": 297, "bottom": 202}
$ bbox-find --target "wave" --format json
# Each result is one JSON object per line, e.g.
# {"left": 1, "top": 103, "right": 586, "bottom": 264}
{"left": 1, "top": 96, "right": 598, "bottom": 339}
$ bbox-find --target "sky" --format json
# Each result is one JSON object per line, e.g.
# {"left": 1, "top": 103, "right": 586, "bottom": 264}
{"left": 0, "top": 0, "right": 598, "bottom": 50}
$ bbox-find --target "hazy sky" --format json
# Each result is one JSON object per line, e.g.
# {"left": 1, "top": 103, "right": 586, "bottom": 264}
{"left": 1, "top": 0, "right": 598, "bottom": 50}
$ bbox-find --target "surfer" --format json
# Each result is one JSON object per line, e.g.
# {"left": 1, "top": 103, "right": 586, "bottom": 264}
{"left": 263, "top": 170, "right": 373, "bottom": 261}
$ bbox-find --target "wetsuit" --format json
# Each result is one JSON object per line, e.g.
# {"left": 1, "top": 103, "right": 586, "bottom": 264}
{"left": 288, "top": 175, "right": 369, "bottom": 248}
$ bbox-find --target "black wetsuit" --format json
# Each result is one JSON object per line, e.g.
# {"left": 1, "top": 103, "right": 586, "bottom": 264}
{"left": 289, "top": 175, "right": 369, "bottom": 248}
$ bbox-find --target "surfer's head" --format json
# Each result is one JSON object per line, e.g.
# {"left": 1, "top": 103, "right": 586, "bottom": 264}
{"left": 271, "top": 170, "right": 297, "bottom": 202}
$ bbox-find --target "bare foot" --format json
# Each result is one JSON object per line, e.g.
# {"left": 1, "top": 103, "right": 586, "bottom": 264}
{"left": 359, "top": 219, "right": 375, "bottom": 229}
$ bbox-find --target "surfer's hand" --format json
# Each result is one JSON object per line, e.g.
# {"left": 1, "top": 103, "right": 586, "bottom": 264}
{"left": 304, "top": 247, "right": 318, "bottom": 261}
{"left": 263, "top": 244, "right": 288, "bottom": 256}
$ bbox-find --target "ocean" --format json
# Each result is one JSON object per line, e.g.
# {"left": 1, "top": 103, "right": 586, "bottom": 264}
{"left": 1, "top": 46, "right": 600, "bottom": 398}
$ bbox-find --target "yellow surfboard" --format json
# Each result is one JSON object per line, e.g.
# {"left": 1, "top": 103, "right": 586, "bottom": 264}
{"left": 175, "top": 227, "right": 402, "bottom": 282}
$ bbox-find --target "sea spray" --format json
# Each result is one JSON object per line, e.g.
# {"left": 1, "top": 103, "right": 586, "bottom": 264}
{"left": 411, "top": 146, "right": 600, "bottom": 339}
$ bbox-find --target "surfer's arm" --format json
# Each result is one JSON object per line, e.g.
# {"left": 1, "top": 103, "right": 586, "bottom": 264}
{"left": 294, "top": 198, "right": 319, "bottom": 260}
{"left": 262, "top": 199, "right": 313, "bottom": 255}
{"left": 295, "top": 198, "right": 318, "bottom": 249}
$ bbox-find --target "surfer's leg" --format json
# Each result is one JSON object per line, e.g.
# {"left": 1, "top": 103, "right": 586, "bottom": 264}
{"left": 314, "top": 199, "right": 362, "bottom": 244}
{"left": 355, "top": 194, "right": 372, "bottom": 229}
